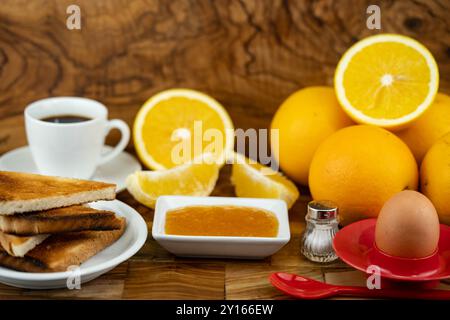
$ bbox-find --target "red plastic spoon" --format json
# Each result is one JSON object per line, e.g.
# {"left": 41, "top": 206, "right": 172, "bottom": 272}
{"left": 270, "top": 272, "right": 450, "bottom": 300}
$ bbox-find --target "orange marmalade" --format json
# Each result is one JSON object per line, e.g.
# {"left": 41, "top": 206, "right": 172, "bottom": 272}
{"left": 165, "top": 205, "right": 279, "bottom": 237}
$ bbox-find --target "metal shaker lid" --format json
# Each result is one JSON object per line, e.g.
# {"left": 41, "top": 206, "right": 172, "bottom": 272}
{"left": 307, "top": 200, "right": 338, "bottom": 220}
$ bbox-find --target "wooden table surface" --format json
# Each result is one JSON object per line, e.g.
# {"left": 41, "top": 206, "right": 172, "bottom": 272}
{"left": 0, "top": 0, "right": 449, "bottom": 299}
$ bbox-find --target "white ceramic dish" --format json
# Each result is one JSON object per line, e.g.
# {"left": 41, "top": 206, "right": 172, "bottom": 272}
{"left": 153, "top": 196, "right": 290, "bottom": 259}
{"left": 0, "top": 146, "right": 141, "bottom": 193}
{"left": 0, "top": 200, "right": 147, "bottom": 289}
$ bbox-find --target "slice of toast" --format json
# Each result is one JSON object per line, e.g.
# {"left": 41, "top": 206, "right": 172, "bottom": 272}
{"left": 0, "top": 218, "right": 125, "bottom": 272}
{"left": 0, "top": 171, "right": 116, "bottom": 215}
{"left": 0, "top": 205, "right": 124, "bottom": 235}
{"left": 0, "top": 232, "right": 49, "bottom": 257}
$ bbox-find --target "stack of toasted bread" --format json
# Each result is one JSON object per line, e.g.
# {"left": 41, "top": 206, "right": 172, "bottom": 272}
{"left": 0, "top": 171, "right": 126, "bottom": 272}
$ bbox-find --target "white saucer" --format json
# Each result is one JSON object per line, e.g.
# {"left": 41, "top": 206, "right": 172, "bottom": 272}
{"left": 0, "top": 146, "right": 141, "bottom": 193}
{"left": 0, "top": 199, "right": 147, "bottom": 289}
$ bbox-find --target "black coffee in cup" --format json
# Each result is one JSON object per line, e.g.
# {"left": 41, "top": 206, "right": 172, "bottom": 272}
{"left": 40, "top": 114, "right": 91, "bottom": 124}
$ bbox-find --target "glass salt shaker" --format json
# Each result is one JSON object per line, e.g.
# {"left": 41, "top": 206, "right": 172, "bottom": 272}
{"left": 301, "top": 200, "right": 339, "bottom": 263}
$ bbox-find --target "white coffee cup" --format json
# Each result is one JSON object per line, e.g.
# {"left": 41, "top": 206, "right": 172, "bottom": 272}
{"left": 25, "top": 97, "right": 130, "bottom": 179}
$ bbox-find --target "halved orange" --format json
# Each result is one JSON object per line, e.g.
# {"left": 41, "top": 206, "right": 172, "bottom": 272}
{"left": 133, "top": 89, "right": 234, "bottom": 170}
{"left": 334, "top": 34, "right": 439, "bottom": 130}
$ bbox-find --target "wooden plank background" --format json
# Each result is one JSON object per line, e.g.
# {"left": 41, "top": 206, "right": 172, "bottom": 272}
{"left": 0, "top": 0, "right": 449, "bottom": 152}
{"left": 0, "top": 0, "right": 449, "bottom": 299}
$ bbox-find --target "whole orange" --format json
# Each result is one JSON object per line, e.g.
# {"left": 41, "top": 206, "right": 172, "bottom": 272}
{"left": 270, "top": 86, "right": 353, "bottom": 185}
{"left": 397, "top": 93, "right": 450, "bottom": 164}
{"left": 421, "top": 132, "right": 450, "bottom": 225}
{"left": 309, "top": 125, "right": 418, "bottom": 225}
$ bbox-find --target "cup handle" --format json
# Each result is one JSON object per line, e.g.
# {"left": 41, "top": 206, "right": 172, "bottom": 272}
{"left": 98, "top": 119, "right": 130, "bottom": 165}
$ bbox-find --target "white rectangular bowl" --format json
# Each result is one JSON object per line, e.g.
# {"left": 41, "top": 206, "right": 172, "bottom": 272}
{"left": 152, "top": 196, "right": 290, "bottom": 259}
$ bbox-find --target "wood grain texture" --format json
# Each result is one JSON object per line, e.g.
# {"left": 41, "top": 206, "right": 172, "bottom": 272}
{"left": 0, "top": 0, "right": 450, "bottom": 153}
{"left": 0, "top": 0, "right": 449, "bottom": 299}
{"left": 123, "top": 261, "right": 225, "bottom": 300}
{"left": 225, "top": 264, "right": 324, "bottom": 300}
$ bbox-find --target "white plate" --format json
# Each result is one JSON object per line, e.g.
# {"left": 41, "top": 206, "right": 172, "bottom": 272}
{"left": 0, "top": 200, "right": 147, "bottom": 289}
{"left": 153, "top": 196, "right": 290, "bottom": 259}
{"left": 0, "top": 146, "right": 141, "bottom": 193}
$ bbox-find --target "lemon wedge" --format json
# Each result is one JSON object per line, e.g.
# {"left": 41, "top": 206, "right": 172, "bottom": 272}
{"left": 126, "top": 154, "right": 220, "bottom": 209}
{"left": 230, "top": 153, "right": 299, "bottom": 208}
{"left": 334, "top": 34, "right": 439, "bottom": 130}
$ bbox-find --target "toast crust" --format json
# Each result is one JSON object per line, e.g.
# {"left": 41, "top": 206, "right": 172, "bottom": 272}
{"left": 0, "top": 218, "right": 125, "bottom": 272}
{"left": 0, "top": 171, "right": 116, "bottom": 215}
{"left": 0, "top": 205, "right": 124, "bottom": 235}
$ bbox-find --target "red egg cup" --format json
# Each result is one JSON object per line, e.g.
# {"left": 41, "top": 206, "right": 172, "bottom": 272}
{"left": 369, "top": 245, "right": 441, "bottom": 278}
{"left": 333, "top": 219, "right": 450, "bottom": 282}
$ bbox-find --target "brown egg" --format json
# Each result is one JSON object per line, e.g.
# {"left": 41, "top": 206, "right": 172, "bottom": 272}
{"left": 375, "top": 190, "right": 440, "bottom": 258}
